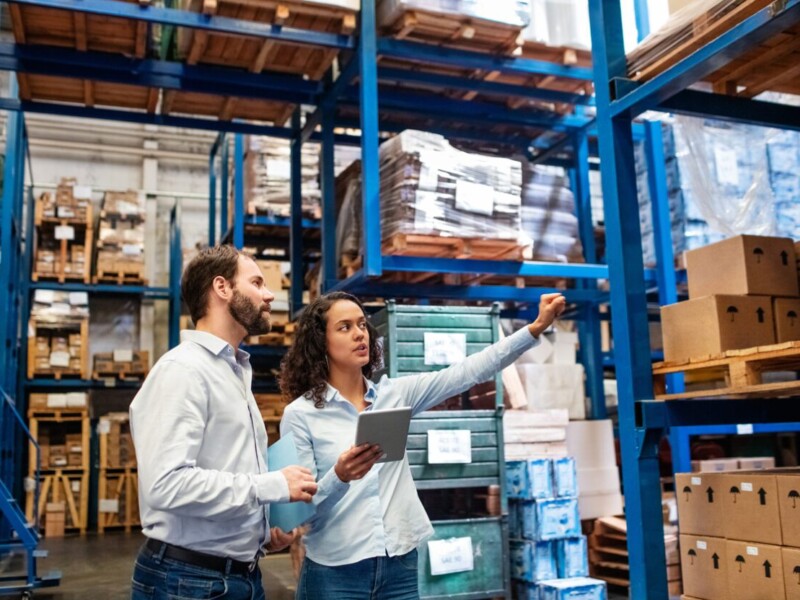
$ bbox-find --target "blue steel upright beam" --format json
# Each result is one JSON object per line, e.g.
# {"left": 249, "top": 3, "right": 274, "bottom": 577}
{"left": 208, "top": 133, "right": 221, "bottom": 246}
{"left": 320, "top": 100, "right": 337, "bottom": 292}
{"left": 289, "top": 111, "right": 304, "bottom": 316}
{"left": 359, "top": 0, "right": 382, "bottom": 277}
{"left": 233, "top": 134, "right": 245, "bottom": 250}
{"left": 570, "top": 132, "right": 606, "bottom": 420}
{"left": 589, "top": 1, "right": 667, "bottom": 598}
{"left": 169, "top": 202, "right": 182, "bottom": 349}
{"left": 220, "top": 135, "right": 230, "bottom": 238}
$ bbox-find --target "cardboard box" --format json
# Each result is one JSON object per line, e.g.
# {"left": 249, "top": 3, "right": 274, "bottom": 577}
{"left": 781, "top": 546, "right": 800, "bottom": 600}
{"left": 739, "top": 457, "right": 777, "bottom": 471}
{"left": 44, "top": 502, "right": 65, "bottom": 538}
{"left": 691, "top": 458, "right": 741, "bottom": 473}
{"left": 774, "top": 298, "right": 800, "bottom": 343}
{"left": 675, "top": 472, "right": 726, "bottom": 538}
{"left": 680, "top": 535, "right": 728, "bottom": 600}
{"left": 256, "top": 260, "right": 285, "bottom": 293}
{"left": 726, "top": 540, "right": 785, "bottom": 600}
{"left": 777, "top": 474, "right": 800, "bottom": 549}
{"left": 721, "top": 472, "right": 782, "bottom": 545}
{"left": 661, "top": 295, "right": 775, "bottom": 362}
{"left": 686, "top": 235, "right": 799, "bottom": 299}
{"left": 29, "top": 393, "right": 48, "bottom": 410}
{"left": 67, "top": 453, "right": 83, "bottom": 467}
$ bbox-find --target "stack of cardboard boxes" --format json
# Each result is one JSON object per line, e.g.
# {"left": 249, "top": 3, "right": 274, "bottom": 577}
{"left": 677, "top": 468, "right": 800, "bottom": 600}
{"left": 100, "top": 414, "right": 137, "bottom": 470}
{"left": 662, "top": 235, "right": 800, "bottom": 363}
{"left": 96, "top": 190, "right": 146, "bottom": 282}
{"left": 28, "top": 290, "right": 89, "bottom": 379}
{"left": 506, "top": 455, "right": 608, "bottom": 599}
{"left": 92, "top": 350, "right": 149, "bottom": 378}
{"left": 98, "top": 413, "right": 140, "bottom": 532}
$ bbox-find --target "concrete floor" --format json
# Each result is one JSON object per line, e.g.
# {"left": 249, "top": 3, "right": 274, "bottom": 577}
{"left": 2, "top": 532, "right": 296, "bottom": 600}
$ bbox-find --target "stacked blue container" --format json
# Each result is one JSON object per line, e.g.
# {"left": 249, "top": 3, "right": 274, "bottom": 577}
{"left": 506, "top": 457, "right": 607, "bottom": 599}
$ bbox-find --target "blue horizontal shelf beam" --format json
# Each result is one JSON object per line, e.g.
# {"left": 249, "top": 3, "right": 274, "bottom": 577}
{"left": 23, "top": 379, "right": 142, "bottom": 389}
{"left": 377, "top": 67, "right": 595, "bottom": 107}
{"left": 0, "top": 43, "right": 319, "bottom": 104}
{"left": 638, "top": 398, "right": 800, "bottom": 430}
{"left": 671, "top": 422, "right": 800, "bottom": 437}
{"left": 659, "top": 90, "right": 800, "bottom": 132}
{"left": 381, "top": 255, "right": 609, "bottom": 279}
{"left": 377, "top": 38, "right": 594, "bottom": 80}
{"left": 0, "top": 97, "right": 294, "bottom": 138}
{"left": 245, "top": 215, "right": 321, "bottom": 229}
{"left": 336, "top": 277, "right": 603, "bottom": 304}
{"left": 6, "top": 0, "right": 355, "bottom": 50}
{"left": 608, "top": 0, "right": 800, "bottom": 119}
{"left": 30, "top": 282, "right": 170, "bottom": 299}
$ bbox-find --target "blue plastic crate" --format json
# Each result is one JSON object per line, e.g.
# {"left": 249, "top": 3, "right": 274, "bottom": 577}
{"left": 538, "top": 577, "right": 607, "bottom": 600}
{"left": 506, "top": 459, "right": 553, "bottom": 500}
{"left": 510, "top": 539, "right": 558, "bottom": 583}
{"left": 515, "top": 580, "right": 540, "bottom": 600}
{"left": 509, "top": 500, "right": 520, "bottom": 539}
{"left": 557, "top": 536, "right": 589, "bottom": 578}
{"left": 552, "top": 457, "right": 578, "bottom": 498}
{"left": 520, "top": 498, "right": 581, "bottom": 541}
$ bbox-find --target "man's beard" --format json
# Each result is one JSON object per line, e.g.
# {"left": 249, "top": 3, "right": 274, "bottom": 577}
{"left": 229, "top": 289, "right": 271, "bottom": 336}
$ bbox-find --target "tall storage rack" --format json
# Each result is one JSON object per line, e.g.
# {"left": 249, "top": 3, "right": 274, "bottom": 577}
{"left": 588, "top": 0, "right": 800, "bottom": 597}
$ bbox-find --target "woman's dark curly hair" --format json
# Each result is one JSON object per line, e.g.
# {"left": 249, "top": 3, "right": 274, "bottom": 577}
{"left": 279, "top": 292, "right": 382, "bottom": 409}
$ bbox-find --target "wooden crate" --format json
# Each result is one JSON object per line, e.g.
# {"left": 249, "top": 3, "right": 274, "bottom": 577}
{"left": 27, "top": 408, "right": 91, "bottom": 475}
{"left": 379, "top": 5, "right": 525, "bottom": 55}
{"left": 98, "top": 468, "right": 140, "bottom": 532}
{"left": 92, "top": 264, "right": 147, "bottom": 285}
{"left": 26, "top": 470, "right": 90, "bottom": 535}
{"left": 99, "top": 415, "right": 137, "bottom": 470}
{"left": 33, "top": 201, "right": 93, "bottom": 284}
{"left": 93, "top": 350, "right": 150, "bottom": 380}
{"left": 176, "top": 0, "right": 357, "bottom": 79}
{"left": 652, "top": 341, "right": 800, "bottom": 400}
{"left": 161, "top": 89, "right": 295, "bottom": 124}
{"left": 246, "top": 322, "right": 296, "bottom": 347}
{"left": 27, "top": 319, "right": 90, "bottom": 380}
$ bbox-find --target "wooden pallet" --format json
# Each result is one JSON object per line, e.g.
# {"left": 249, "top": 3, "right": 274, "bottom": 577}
{"left": 93, "top": 270, "right": 147, "bottom": 285}
{"left": 161, "top": 89, "right": 295, "bottom": 125}
{"left": 98, "top": 468, "right": 140, "bottom": 533}
{"left": 652, "top": 341, "right": 800, "bottom": 400}
{"left": 26, "top": 469, "right": 90, "bottom": 535}
{"left": 18, "top": 74, "right": 159, "bottom": 112}
{"left": 247, "top": 330, "right": 294, "bottom": 347}
{"left": 92, "top": 370, "right": 148, "bottom": 381}
{"left": 379, "top": 6, "right": 525, "bottom": 55}
{"left": 27, "top": 319, "right": 90, "bottom": 380}
{"left": 177, "top": 0, "right": 357, "bottom": 79}
{"left": 383, "top": 233, "right": 531, "bottom": 261}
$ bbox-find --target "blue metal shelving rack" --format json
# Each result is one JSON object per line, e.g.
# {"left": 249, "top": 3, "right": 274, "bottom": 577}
{"left": 589, "top": 0, "right": 800, "bottom": 596}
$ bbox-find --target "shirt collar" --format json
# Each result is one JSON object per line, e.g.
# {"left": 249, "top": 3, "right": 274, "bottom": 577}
{"left": 325, "top": 377, "right": 378, "bottom": 404}
{"left": 181, "top": 330, "right": 249, "bottom": 362}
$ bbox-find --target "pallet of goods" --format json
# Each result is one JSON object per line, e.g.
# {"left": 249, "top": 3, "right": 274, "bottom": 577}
{"left": 98, "top": 413, "right": 140, "bottom": 532}
{"left": 32, "top": 180, "right": 93, "bottom": 284}
{"left": 27, "top": 290, "right": 90, "bottom": 380}
{"left": 94, "top": 190, "right": 147, "bottom": 285}
{"left": 92, "top": 350, "right": 150, "bottom": 381}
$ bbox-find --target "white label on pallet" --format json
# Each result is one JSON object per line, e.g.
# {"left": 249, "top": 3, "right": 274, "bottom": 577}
{"left": 424, "top": 332, "right": 466, "bottom": 366}
{"left": 57, "top": 206, "right": 76, "bottom": 219}
{"left": 427, "top": 430, "right": 472, "bottom": 464}
{"left": 49, "top": 352, "right": 71, "bottom": 368}
{"left": 747, "top": 546, "right": 759, "bottom": 556}
{"left": 99, "top": 499, "right": 119, "bottom": 513}
{"left": 122, "top": 244, "right": 142, "bottom": 257}
{"left": 69, "top": 292, "right": 88, "bottom": 306}
{"left": 97, "top": 420, "right": 111, "bottom": 435}
{"left": 47, "top": 394, "right": 67, "bottom": 408}
{"left": 55, "top": 225, "right": 75, "bottom": 241}
{"left": 72, "top": 480, "right": 81, "bottom": 492}
{"left": 737, "top": 424, "right": 754, "bottom": 435}
{"left": 428, "top": 537, "right": 474, "bottom": 576}
{"left": 741, "top": 482, "right": 754, "bottom": 492}
{"left": 34, "top": 290, "right": 55, "bottom": 304}
{"left": 455, "top": 180, "right": 494, "bottom": 216}
{"left": 114, "top": 349, "right": 134, "bottom": 363}
{"left": 691, "top": 477, "right": 702, "bottom": 486}
{"left": 696, "top": 541, "right": 708, "bottom": 550}
{"left": 714, "top": 147, "right": 739, "bottom": 186}
{"left": 73, "top": 185, "right": 93, "bottom": 200}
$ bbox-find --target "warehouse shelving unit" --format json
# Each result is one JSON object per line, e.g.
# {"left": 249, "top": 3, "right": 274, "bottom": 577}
{"left": 588, "top": 0, "right": 800, "bottom": 596}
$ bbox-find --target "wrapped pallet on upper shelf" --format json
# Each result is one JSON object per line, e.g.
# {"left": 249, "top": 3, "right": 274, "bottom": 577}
{"left": 94, "top": 190, "right": 147, "bottom": 285}
{"left": 335, "top": 130, "right": 531, "bottom": 281}
{"left": 27, "top": 289, "right": 90, "bottom": 380}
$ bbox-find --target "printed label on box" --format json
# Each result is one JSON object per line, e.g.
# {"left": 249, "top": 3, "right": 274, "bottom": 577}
{"left": 49, "top": 352, "right": 71, "bottom": 368}
{"left": 99, "top": 499, "right": 119, "bottom": 513}
{"left": 424, "top": 332, "right": 466, "bottom": 366}
{"left": 697, "top": 541, "right": 707, "bottom": 550}
{"left": 114, "top": 349, "right": 133, "bottom": 363}
{"left": 122, "top": 244, "right": 142, "bottom": 257}
{"left": 428, "top": 537, "right": 474, "bottom": 576}
{"left": 742, "top": 482, "right": 753, "bottom": 492}
{"left": 737, "top": 424, "right": 754, "bottom": 435}
{"left": 427, "top": 430, "right": 472, "bottom": 464}
{"left": 455, "top": 180, "right": 494, "bottom": 216}
{"left": 55, "top": 225, "right": 75, "bottom": 241}
{"left": 73, "top": 185, "right": 92, "bottom": 200}
{"left": 746, "top": 546, "right": 759, "bottom": 556}
{"left": 692, "top": 477, "right": 701, "bottom": 485}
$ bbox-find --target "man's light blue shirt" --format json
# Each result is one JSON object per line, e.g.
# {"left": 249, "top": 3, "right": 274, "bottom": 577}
{"left": 280, "top": 326, "right": 539, "bottom": 566}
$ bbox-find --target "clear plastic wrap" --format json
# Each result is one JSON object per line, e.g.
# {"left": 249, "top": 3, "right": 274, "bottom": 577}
{"left": 377, "top": 0, "right": 531, "bottom": 29}
{"left": 674, "top": 115, "right": 778, "bottom": 245}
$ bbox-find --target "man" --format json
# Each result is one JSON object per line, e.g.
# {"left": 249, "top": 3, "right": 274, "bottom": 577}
{"left": 130, "top": 245, "right": 317, "bottom": 599}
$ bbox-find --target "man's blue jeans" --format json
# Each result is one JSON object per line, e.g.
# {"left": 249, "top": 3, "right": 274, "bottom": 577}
{"left": 296, "top": 549, "right": 419, "bottom": 600}
{"left": 130, "top": 542, "right": 266, "bottom": 600}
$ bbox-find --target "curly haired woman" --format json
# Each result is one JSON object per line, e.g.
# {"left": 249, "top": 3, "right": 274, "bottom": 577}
{"left": 279, "top": 291, "right": 566, "bottom": 600}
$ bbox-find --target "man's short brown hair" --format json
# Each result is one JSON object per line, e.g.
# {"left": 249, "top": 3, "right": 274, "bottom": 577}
{"left": 181, "top": 245, "right": 245, "bottom": 324}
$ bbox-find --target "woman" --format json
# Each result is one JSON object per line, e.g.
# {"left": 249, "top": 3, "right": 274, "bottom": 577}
{"left": 279, "top": 291, "right": 565, "bottom": 599}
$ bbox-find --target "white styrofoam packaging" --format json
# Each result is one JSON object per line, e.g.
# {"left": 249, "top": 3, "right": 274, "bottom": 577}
{"left": 504, "top": 408, "right": 570, "bottom": 429}
{"left": 505, "top": 442, "right": 568, "bottom": 461}
{"left": 552, "top": 456, "right": 579, "bottom": 497}
{"left": 66, "top": 392, "right": 88, "bottom": 408}
{"left": 517, "top": 364, "right": 586, "bottom": 420}
{"left": 538, "top": 577, "right": 607, "bottom": 600}
{"left": 576, "top": 467, "right": 620, "bottom": 496}
{"left": 510, "top": 539, "right": 558, "bottom": 583}
{"left": 566, "top": 419, "right": 616, "bottom": 470}
{"left": 576, "top": 492, "right": 624, "bottom": 521}
{"left": 504, "top": 427, "right": 566, "bottom": 444}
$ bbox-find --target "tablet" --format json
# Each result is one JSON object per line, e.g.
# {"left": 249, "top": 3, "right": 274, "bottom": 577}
{"left": 354, "top": 407, "right": 413, "bottom": 463}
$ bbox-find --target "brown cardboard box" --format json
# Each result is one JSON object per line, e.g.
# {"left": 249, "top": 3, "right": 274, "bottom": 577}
{"left": 48, "top": 445, "right": 68, "bottom": 468}
{"left": 721, "top": 472, "right": 782, "bottom": 545}
{"left": 726, "top": 540, "right": 785, "bottom": 600}
{"left": 739, "top": 457, "right": 777, "bottom": 471}
{"left": 782, "top": 547, "right": 800, "bottom": 600}
{"left": 69, "top": 333, "right": 82, "bottom": 347}
{"left": 777, "top": 474, "right": 800, "bottom": 549}
{"left": 662, "top": 295, "right": 775, "bottom": 362}
{"left": 29, "top": 393, "right": 48, "bottom": 410}
{"left": 675, "top": 473, "right": 726, "bottom": 537}
{"left": 67, "top": 452, "right": 83, "bottom": 467}
{"left": 691, "top": 458, "right": 741, "bottom": 473}
{"left": 774, "top": 298, "right": 800, "bottom": 343}
{"left": 256, "top": 261, "right": 285, "bottom": 293}
{"left": 680, "top": 535, "right": 728, "bottom": 600}
{"left": 44, "top": 502, "right": 65, "bottom": 538}
{"left": 686, "top": 235, "right": 799, "bottom": 299}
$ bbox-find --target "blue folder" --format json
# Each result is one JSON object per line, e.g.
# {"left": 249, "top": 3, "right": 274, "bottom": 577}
{"left": 267, "top": 433, "right": 316, "bottom": 532}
